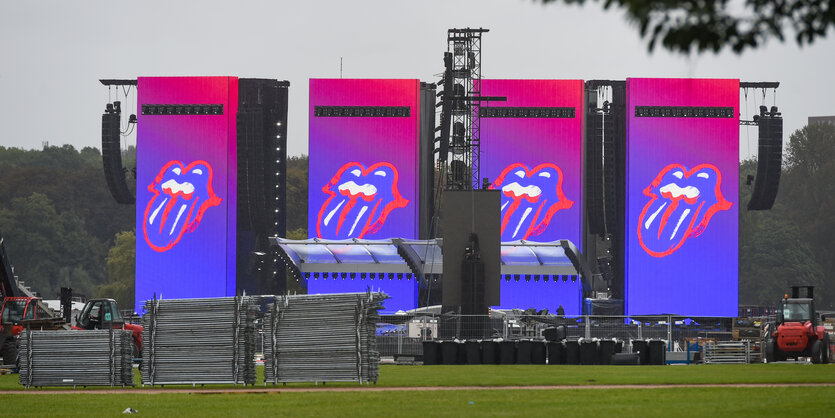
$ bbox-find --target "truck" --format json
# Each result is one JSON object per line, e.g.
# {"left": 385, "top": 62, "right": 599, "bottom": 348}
{"left": 1, "top": 296, "right": 53, "bottom": 366}
{"left": 765, "top": 286, "right": 830, "bottom": 364}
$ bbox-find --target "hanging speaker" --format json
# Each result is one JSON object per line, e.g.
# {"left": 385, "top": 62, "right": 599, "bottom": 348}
{"left": 435, "top": 52, "right": 453, "bottom": 162}
{"left": 747, "top": 111, "right": 783, "bottom": 210}
{"left": 585, "top": 90, "right": 606, "bottom": 235}
{"left": 101, "top": 102, "right": 134, "bottom": 204}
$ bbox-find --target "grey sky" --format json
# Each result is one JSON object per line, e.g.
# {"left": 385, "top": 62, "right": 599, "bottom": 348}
{"left": 1, "top": 0, "right": 833, "bottom": 160}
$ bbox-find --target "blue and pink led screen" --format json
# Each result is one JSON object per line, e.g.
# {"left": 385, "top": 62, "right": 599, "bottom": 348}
{"left": 625, "top": 78, "right": 739, "bottom": 317}
{"left": 308, "top": 79, "right": 420, "bottom": 310}
{"left": 481, "top": 79, "right": 585, "bottom": 314}
{"left": 135, "top": 77, "right": 238, "bottom": 314}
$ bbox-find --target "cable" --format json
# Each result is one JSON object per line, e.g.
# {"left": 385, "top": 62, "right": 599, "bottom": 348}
{"left": 744, "top": 88, "right": 750, "bottom": 159}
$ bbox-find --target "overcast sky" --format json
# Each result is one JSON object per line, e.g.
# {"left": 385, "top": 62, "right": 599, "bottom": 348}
{"left": 1, "top": 0, "right": 833, "bottom": 160}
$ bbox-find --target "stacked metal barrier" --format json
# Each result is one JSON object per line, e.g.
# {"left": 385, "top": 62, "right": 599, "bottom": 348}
{"left": 264, "top": 292, "right": 386, "bottom": 384}
{"left": 703, "top": 340, "right": 762, "bottom": 364}
{"left": 18, "top": 329, "right": 134, "bottom": 388}
{"left": 141, "top": 296, "right": 258, "bottom": 386}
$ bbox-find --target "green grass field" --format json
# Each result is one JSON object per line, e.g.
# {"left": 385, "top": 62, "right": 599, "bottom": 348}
{"left": 1, "top": 364, "right": 834, "bottom": 416}
{"left": 3, "top": 387, "right": 835, "bottom": 417}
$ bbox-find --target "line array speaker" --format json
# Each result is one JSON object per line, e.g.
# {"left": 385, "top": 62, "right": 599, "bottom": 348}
{"left": 609, "top": 82, "right": 626, "bottom": 300}
{"left": 435, "top": 52, "right": 454, "bottom": 162}
{"left": 585, "top": 91, "right": 606, "bottom": 235}
{"left": 101, "top": 102, "right": 134, "bottom": 204}
{"left": 236, "top": 79, "right": 289, "bottom": 295}
{"left": 748, "top": 109, "right": 783, "bottom": 210}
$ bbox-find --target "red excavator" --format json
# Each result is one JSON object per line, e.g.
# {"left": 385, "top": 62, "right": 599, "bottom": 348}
{"left": 766, "top": 286, "right": 830, "bottom": 364}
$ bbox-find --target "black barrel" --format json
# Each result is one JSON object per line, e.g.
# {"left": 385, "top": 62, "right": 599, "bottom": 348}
{"left": 499, "top": 341, "right": 516, "bottom": 364}
{"left": 597, "top": 339, "right": 616, "bottom": 365}
{"left": 610, "top": 352, "right": 640, "bottom": 365}
{"left": 547, "top": 341, "right": 565, "bottom": 365}
{"left": 422, "top": 341, "right": 440, "bottom": 365}
{"left": 648, "top": 340, "right": 666, "bottom": 365}
{"left": 579, "top": 340, "right": 597, "bottom": 365}
{"left": 516, "top": 340, "right": 532, "bottom": 365}
{"left": 441, "top": 341, "right": 459, "bottom": 365}
{"left": 481, "top": 340, "right": 500, "bottom": 364}
{"left": 565, "top": 340, "right": 580, "bottom": 365}
{"left": 631, "top": 340, "right": 649, "bottom": 365}
{"left": 531, "top": 341, "right": 547, "bottom": 364}
{"left": 465, "top": 340, "right": 481, "bottom": 364}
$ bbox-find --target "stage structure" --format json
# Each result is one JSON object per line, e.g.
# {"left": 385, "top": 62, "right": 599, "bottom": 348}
{"left": 124, "top": 76, "right": 288, "bottom": 313}
{"left": 438, "top": 28, "right": 489, "bottom": 190}
{"left": 273, "top": 238, "right": 587, "bottom": 314}
{"left": 308, "top": 78, "right": 435, "bottom": 310}
{"left": 584, "top": 80, "right": 627, "bottom": 305}
{"left": 624, "top": 78, "right": 739, "bottom": 317}
{"left": 480, "top": 79, "right": 586, "bottom": 315}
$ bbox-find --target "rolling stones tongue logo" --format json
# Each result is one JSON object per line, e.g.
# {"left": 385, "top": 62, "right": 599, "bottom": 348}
{"left": 143, "top": 160, "right": 222, "bottom": 252}
{"left": 488, "top": 163, "right": 574, "bottom": 241}
{"left": 638, "top": 163, "right": 732, "bottom": 257}
{"left": 316, "top": 162, "right": 409, "bottom": 239}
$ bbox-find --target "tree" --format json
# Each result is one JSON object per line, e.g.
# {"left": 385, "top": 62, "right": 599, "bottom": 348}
{"left": 0, "top": 145, "right": 135, "bottom": 249}
{"left": 0, "top": 193, "right": 105, "bottom": 298}
{"left": 540, "top": 0, "right": 835, "bottom": 54}
{"left": 779, "top": 122, "right": 835, "bottom": 307}
{"left": 96, "top": 230, "right": 135, "bottom": 310}
{"left": 738, "top": 211, "right": 824, "bottom": 307}
{"left": 285, "top": 155, "right": 308, "bottom": 234}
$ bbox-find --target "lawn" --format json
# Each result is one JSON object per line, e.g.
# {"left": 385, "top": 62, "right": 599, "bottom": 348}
{"left": 2, "top": 364, "right": 834, "bottom": 416}
{"left": 1, "top": 363, "right": 835, "bottom": 390}
{"left": 1, "top": 387, "right": 834, "bottom": 417}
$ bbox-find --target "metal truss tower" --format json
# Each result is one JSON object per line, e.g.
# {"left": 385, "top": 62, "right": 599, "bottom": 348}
{"left": 445, "top": 28, "right": 488, "bottom": 190}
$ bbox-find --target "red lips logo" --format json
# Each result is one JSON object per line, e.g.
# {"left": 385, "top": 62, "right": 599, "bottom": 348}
{"left": 316, "top": 162, "right": 409, "bottom": 239}
{"left": 488, "top": 163, "right": 574, "bottom": 241}
{"left": 637, "top": 163, "right": 732, "bottom": 257}
{"left": 143, "top": 160, "right": 222, "bottom": 252}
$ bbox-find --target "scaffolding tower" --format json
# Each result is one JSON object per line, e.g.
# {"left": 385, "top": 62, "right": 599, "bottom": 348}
{"left": 444, "top": 28, "right": 487, "bottom": 190}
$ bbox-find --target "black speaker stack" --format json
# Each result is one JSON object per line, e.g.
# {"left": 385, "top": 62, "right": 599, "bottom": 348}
{"left": 235, "top": 79, "right": 289, "bottom": 295}
{"left": 747, "top": 105, "right": 783, "bottom": 210}
{"left": 101, "top": 101, "right": 135, "bottom": 204}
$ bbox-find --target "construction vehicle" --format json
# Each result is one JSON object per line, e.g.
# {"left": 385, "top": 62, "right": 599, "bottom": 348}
{"left": 766, "top": 286, "right": 830, "bottom": 364}
{"left": 1, "top": 233, "right": 68, "bottom": 368}
{"left": 72, "top": 298, "right": 143, "bottom": 357}
{"left": 2, "top": 232, "right": 142, "bottom": 366}
{"left": 1, "top": 297, "right": 53, "bottom": 366}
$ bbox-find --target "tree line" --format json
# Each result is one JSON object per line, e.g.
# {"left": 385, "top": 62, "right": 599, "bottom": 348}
{"left": 1, "top": 122, "right": 833, "bottom": 310}
{"left": 0, "top": 145, "right": 308, "bottom": 307}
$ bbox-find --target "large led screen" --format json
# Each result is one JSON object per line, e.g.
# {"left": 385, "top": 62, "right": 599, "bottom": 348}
{"left": 625, "top": 78, "right": 739, "bottom": 317}
{"left": 308, "top": 79, "right": 420, "bottom": 241}
{"left": 135, "top": 77, "right": 238, "bottom": 314}
{"left": 308, "top": 79, "right": 420, "bottom": 311}
{"left": 481, "top": 79, "right": 584, "bottom": 314}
